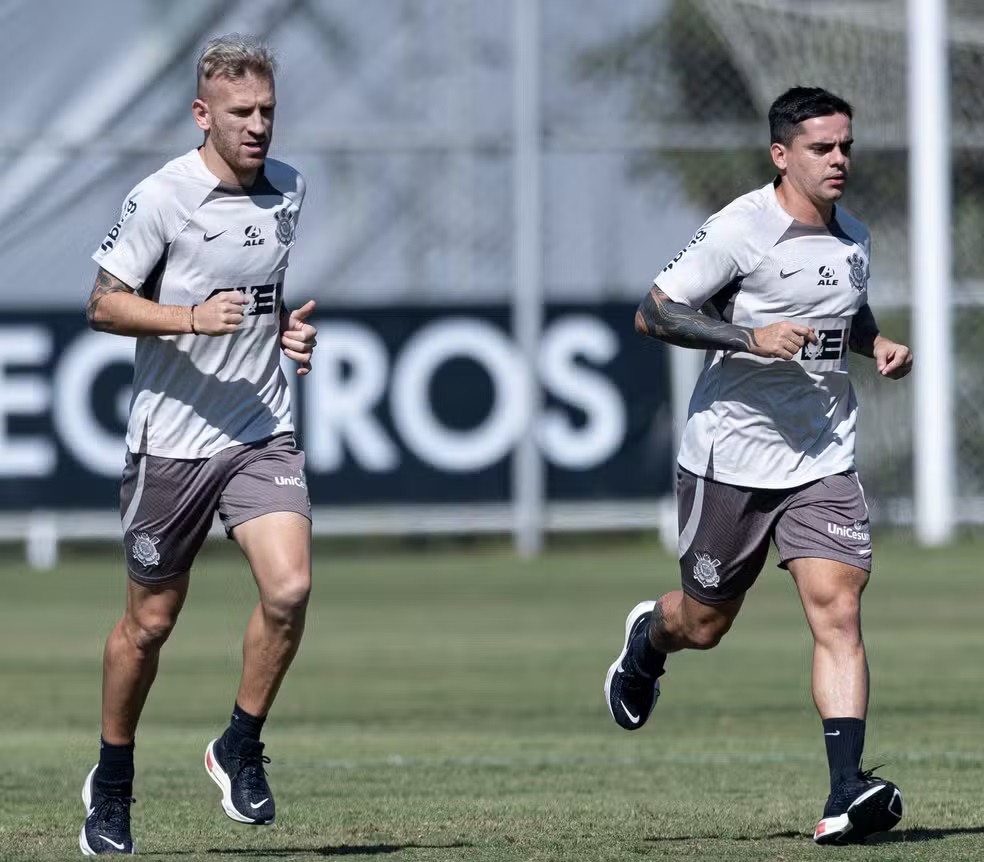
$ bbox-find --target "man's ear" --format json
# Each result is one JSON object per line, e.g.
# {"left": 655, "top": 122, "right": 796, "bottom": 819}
{"left": 192, "top": 98, "right": 210, "bottom": 133}
{"left": 770, "top": 141, "right": 788, "bottom": 173}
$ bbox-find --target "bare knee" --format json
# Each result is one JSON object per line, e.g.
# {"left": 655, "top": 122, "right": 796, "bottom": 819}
{"left": 682, "top": 615, "right": 733, "bottom": 650}
{"left": 122, "top": 605, "right": 179, "bottom": 654}
{"left": 677, "top": 598, "right": 740, "bottom": 650}
{"left": 812, "top": 591, "right": 864, "bottom": 647}
{"left": 261, "top": 569, "right": 311, "bottom": 625}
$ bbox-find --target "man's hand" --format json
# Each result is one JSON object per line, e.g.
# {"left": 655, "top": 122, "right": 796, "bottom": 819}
{"left": 873, "top": 335, "right": 913, "bottom": 379}
{"left": 193, "top": 290, "right": 249, "bottom": 335}
{"left": 281, "top": 299, "right": 317, "bottom": 375}
{"left": 751, "top": 322, "right": 818, "bottom": 361}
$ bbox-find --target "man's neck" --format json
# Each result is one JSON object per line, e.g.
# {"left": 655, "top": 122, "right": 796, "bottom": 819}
{"left": 197, "top": 146, "right": 258, "bottom": 188}
{"left": 773, "top": 179, "right": 834, "bottom": 226}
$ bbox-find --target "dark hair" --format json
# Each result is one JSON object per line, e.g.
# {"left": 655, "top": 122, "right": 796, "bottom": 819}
{"left": 768, "top": 87, "right": 853, "bottom": 145}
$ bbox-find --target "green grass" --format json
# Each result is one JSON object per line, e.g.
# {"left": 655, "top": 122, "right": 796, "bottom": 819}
{"left": 1, "top": 533, "right": 983, "bottom": 860}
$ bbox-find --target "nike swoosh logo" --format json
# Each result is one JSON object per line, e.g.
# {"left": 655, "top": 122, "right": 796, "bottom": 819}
{"left": 250, "top": 798, "right": 270, "bottom": 809}
{"left": 203, "top": 230, "right": 227, "bottom": 242}
{"left": 620, "top": 702, "right": 640, "bottom": 724}
{"left": 779, "top": 268, "right": 803, "bottom": 279}
{"left": 99, "top": 836, "right": 126, "bottom": 850}
{"left": 824, "top": 730, "right": 841, "bottom": 737}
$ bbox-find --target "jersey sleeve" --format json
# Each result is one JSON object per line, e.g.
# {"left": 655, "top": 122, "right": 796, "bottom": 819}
{"left": 654, "top": 208, "right": 769, "bottom": 308}
{"left": 91, "top": 180, "right": 169, "bottom": 292}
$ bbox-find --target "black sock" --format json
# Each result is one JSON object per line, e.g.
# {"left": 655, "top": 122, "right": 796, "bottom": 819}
{"left": 95, "top": 738, "right": 134, "bottom": 793}
{"left": 626, "top": 624, "right": 667, "bottom": 678}
{"left": 822, "top": 717, "right": 865, "bottom": 790}
{"left": 225, "top": 702, "right": 266, "bottom": 748}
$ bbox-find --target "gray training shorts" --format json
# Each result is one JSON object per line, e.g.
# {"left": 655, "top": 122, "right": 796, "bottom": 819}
{"left": 676, "top": 467, "right": 872, "bottom": 604}
{"left": 119, "top": 433, "right": 311, "bottom": 585}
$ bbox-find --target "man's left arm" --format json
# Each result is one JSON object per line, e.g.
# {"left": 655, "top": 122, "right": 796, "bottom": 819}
{"left": 850, "top": 303, "right": 913, "bottom": 379}
{"left": 280, "top": 300, "right": 317, "bottom": 375}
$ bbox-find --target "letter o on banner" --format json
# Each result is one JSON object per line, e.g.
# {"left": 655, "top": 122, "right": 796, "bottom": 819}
{"left": 391, "top": 319, "right": 531, "bottom": 472}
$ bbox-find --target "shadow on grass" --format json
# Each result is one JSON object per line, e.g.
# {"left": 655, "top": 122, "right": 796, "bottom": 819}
{"left": 646, "top": 831, "right": 803, "bottom": 842}
{"left": 204, "top": 842, "right": 473, "bottom": 857}
{"left": 867, "top": 826, "right": 984, "bottom": 844}
{"left": 646, "top": 826, "right": 984, "bottom": 844}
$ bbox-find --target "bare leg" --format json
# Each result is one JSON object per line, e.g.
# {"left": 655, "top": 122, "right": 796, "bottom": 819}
{"left": 231, "top": 512, "right": 312, "bottom": 717}
{"left": 788, "top": 558, "right": 869, "bottom": 718}
{"left": 102, "top": 575, "right": 189, "bottom": 743}
{"left": 647, "top": 589, "right": 745, "bottom": 653}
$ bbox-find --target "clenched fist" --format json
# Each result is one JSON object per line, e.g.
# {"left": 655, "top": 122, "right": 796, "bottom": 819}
{"left": 192, "top": 290, "right": 248, "bottom": 335}
{"left": 751, "top": 321, "right": 818, "bottom": 361}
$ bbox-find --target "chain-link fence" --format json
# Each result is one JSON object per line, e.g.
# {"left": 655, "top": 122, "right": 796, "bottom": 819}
{"left": 556, "top": 0, "right": 982, "bottom": 513}
{"left": 3, "top": 0, "right": 979, "bottom": 528}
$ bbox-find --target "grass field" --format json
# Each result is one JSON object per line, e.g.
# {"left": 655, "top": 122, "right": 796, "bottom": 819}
{"left": 1, "top": 532, "right": 983, "bottom": 861}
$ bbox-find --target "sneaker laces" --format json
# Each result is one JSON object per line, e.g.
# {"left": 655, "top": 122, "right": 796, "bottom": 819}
{"left": 227, "top": 741, "right": 271, "bottom": 781}
{"left": 859, "top": 762, "right": 887, "bottom": 782}
{"left": 622, "top": 645, "right": 658, "bottom": 685}
{"left": 90, "top": 793, "right": 135, "bottom": 828}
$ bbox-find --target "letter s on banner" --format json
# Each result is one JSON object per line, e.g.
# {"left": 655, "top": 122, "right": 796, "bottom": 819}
{"left": 538, "top": 315, "right": 625, "bottom": 469}
{"left": 390, "top": 318, "right": 531, "bottom": 472}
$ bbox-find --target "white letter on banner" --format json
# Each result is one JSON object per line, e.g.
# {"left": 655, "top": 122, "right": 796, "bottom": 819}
{"left": 52, "top": 332, "right": 133, "bottom": 476}
{"left": 390, "top": 318, "right": 530, "bottom": 472}
{"left": 304, "top": 322, "right": 399, "bottom": 472}
{"left": 539, "top": 316, "right": 625, "bottom": 469}
{"left": 0, "top": 326, "right": 55, "bottom": 477}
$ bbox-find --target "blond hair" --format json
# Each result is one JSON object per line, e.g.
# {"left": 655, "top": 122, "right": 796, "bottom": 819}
{"left": 196, "top": 33, "right": 277, "bottom": 94}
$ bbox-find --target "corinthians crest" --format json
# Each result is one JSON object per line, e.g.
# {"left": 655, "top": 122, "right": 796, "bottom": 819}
{"left": 693, "top": 552, "right": 722, "bottom": 588}
{"left": 802, "top": 332, "right": 826, "bottom": 360}
{"left": 846, "top": 251, "right": 869, "bottom": 293}
{"left": 131, "top": 531, "right": 161, "bottom": 567}
{"left": 274, "top": 207, "right": 296, "bottom": 248}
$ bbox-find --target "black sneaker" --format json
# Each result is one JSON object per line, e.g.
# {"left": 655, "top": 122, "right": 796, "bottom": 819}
{"left": 604, "top": 601, "right": 661, "bottom": 730}
{"left": 79, "top": 765, "right": 135, "bottom": 855}
{"left": 813, "top": 767, "right": 904, "bottom": 845}
{"left": 205, "top": 735, "right": 275, "bottom": 825}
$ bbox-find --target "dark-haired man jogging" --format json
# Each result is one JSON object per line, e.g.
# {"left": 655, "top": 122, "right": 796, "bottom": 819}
{"left": 604, "top": 86, "right": 910, "bottom": 846}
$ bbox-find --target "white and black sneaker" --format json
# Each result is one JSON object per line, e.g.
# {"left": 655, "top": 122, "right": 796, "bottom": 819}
{"left": 813, "top": 767, "right": 904, "bottom": 845}
{"left": 79, "top": 765, "right": 135, "bottom": 856}
{"left": 604, "top": 601, "right": 661, "bottom": 730}
{"left": 205, "top": 736, "right": 275, "bottom": 825}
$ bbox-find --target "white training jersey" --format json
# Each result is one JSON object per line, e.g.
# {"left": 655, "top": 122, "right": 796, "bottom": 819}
{"left": 92, "top": 149, "right": 305, "bottom": 459}
{"left": 655, "top": 181, "right": 871, "bottom": 489}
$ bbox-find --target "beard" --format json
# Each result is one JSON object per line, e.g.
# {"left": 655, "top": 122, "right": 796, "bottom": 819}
{"left": 211, "top": 129, "right": 269, "bottom": 174}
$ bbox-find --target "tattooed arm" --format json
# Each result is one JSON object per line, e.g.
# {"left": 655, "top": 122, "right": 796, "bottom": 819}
{"left": 635, "top": 285, "right": 757, "bottom": 352}
{"left": 86, "top": 268, "right": 197, "bottom": 337}
{"left": 636, "top": 285, "right": 818, "bottom": 360}
{"left": 86, "top": 268, "right": 144, "bottom": 332}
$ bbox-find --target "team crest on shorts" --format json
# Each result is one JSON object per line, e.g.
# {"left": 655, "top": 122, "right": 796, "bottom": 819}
{"left": 274, "top": 207, "right": 296, "bottom": 248}
{"left": 131, "top": 531, "right": 161, "bottom": 567}
{"left": 693, "top": 552, "right": 722, "bottom": 588}
{"left": 847, "top": 251, "right": 869, "bottom": 293}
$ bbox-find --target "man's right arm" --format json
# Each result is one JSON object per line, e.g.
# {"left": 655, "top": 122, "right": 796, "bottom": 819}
{"left": 86, "top": 268, "right": 194, "bottom": 336}
{"left": 86, "top": 268, "right": 248, "bottom": 337}
{"left": 635, "top": 285, "right": 817, "bottom": 361}
{"left": 635, "top": 285, "right": 758, "bottom": 353}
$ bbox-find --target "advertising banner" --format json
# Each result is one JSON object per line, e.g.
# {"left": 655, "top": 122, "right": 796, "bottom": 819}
{"left": 0, "top": 305, "right": 672, "bottom": 509}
